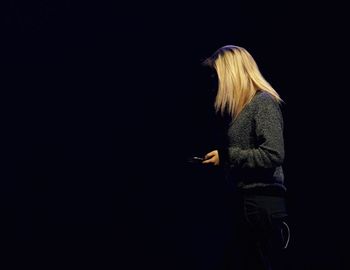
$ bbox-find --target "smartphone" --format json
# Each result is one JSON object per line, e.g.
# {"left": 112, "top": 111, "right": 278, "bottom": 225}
{"left": 187, "top": 156, "right": 204, "bottom": 164}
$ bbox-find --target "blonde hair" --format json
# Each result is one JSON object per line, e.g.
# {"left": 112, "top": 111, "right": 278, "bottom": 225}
{"left": 204, "top": 45, "right": 282, "bottom": 119}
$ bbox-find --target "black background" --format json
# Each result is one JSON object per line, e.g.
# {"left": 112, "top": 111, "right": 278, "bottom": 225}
{"left": 2, "top": 1, "right": 349, "bottom": 269}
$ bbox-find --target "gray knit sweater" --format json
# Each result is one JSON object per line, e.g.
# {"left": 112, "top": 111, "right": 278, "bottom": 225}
{"left": 220, "top": 91, "right": 286, "bottom": 193}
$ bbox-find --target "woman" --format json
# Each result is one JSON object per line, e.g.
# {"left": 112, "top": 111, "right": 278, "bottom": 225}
{"left": 202, "top": 45, "right": 289, "bottom": 270}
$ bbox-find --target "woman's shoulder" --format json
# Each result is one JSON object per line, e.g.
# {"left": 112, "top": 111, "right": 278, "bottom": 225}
{"left": 251, "top": 91, "right": 282, "bottom": 118}
{"left": 252, "top": 91, "right": 280, "bottom": 107}
{"left": 254, "top": 91, "right": 275, "bottom": 102}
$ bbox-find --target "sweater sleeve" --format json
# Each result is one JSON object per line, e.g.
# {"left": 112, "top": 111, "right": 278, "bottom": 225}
{"left": 225, "top": 94, "right": 285, "bottom": 169}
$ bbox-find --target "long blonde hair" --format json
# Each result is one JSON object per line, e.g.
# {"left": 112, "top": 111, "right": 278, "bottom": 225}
{"left": 205, "top": 45, "right": 282, "bottom": 119}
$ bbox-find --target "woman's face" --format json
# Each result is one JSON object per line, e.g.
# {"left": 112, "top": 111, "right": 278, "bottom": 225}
{"left": 201, "top": 64, "right": 218, "bottom": 95}
{"left": 204, "top": 67, "right": 218, "bottom": 93}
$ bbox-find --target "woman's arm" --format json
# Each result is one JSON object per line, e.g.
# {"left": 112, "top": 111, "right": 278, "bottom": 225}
{"left": 223, "top": 94, "right": 285, "bottom": 169}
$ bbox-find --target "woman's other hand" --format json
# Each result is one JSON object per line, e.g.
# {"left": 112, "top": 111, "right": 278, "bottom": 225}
{"left": 202, "top": 150, "right": 220, "bottom": 166}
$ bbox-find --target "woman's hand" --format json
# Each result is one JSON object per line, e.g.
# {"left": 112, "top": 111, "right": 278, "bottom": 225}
{"left": 202, "top": 150, "right": 220, "bottom": 166}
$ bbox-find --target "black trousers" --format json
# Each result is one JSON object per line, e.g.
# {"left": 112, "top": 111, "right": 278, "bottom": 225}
{"left": 224, "top": 192, "right": 289, "bottom": 270}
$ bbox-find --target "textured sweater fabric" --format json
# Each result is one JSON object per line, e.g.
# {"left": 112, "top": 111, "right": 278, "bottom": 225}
{"left": 220, "top": 91, "right": 286, "bottom": 193}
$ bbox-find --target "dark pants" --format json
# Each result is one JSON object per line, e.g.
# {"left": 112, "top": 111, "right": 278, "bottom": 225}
{"left": 224, "top": 193, "right": 289, "bottom": 270}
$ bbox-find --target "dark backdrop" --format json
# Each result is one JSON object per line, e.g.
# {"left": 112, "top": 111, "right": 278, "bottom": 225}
{"left": 2, "top": 1, "right": 348, "bottom": 269}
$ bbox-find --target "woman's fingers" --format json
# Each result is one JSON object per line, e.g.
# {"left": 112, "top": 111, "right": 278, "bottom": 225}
{"left": 202, "top": 150, "right": 219, "bottom": 165}
{"left": 205, "top": 151, "right": 216, "bottom": 159}
{"left": 202, "top": 157, "right": 215, "bottom": 164}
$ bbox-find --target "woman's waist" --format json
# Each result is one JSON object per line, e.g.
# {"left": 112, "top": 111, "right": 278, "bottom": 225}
{"left": 228, "top": 167, "right": 284, "bottom": 181}
{"left": 237, "top": 182, "right": 286, "bottom": 196}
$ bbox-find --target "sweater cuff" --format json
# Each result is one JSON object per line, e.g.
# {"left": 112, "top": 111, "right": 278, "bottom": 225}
{"left": 226, "top": 147, "right": 242, "bottom": 167}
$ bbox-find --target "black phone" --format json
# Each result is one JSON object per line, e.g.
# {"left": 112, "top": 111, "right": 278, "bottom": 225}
{"left": 187, "top": 156, "right": 204, "bottom": 164}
